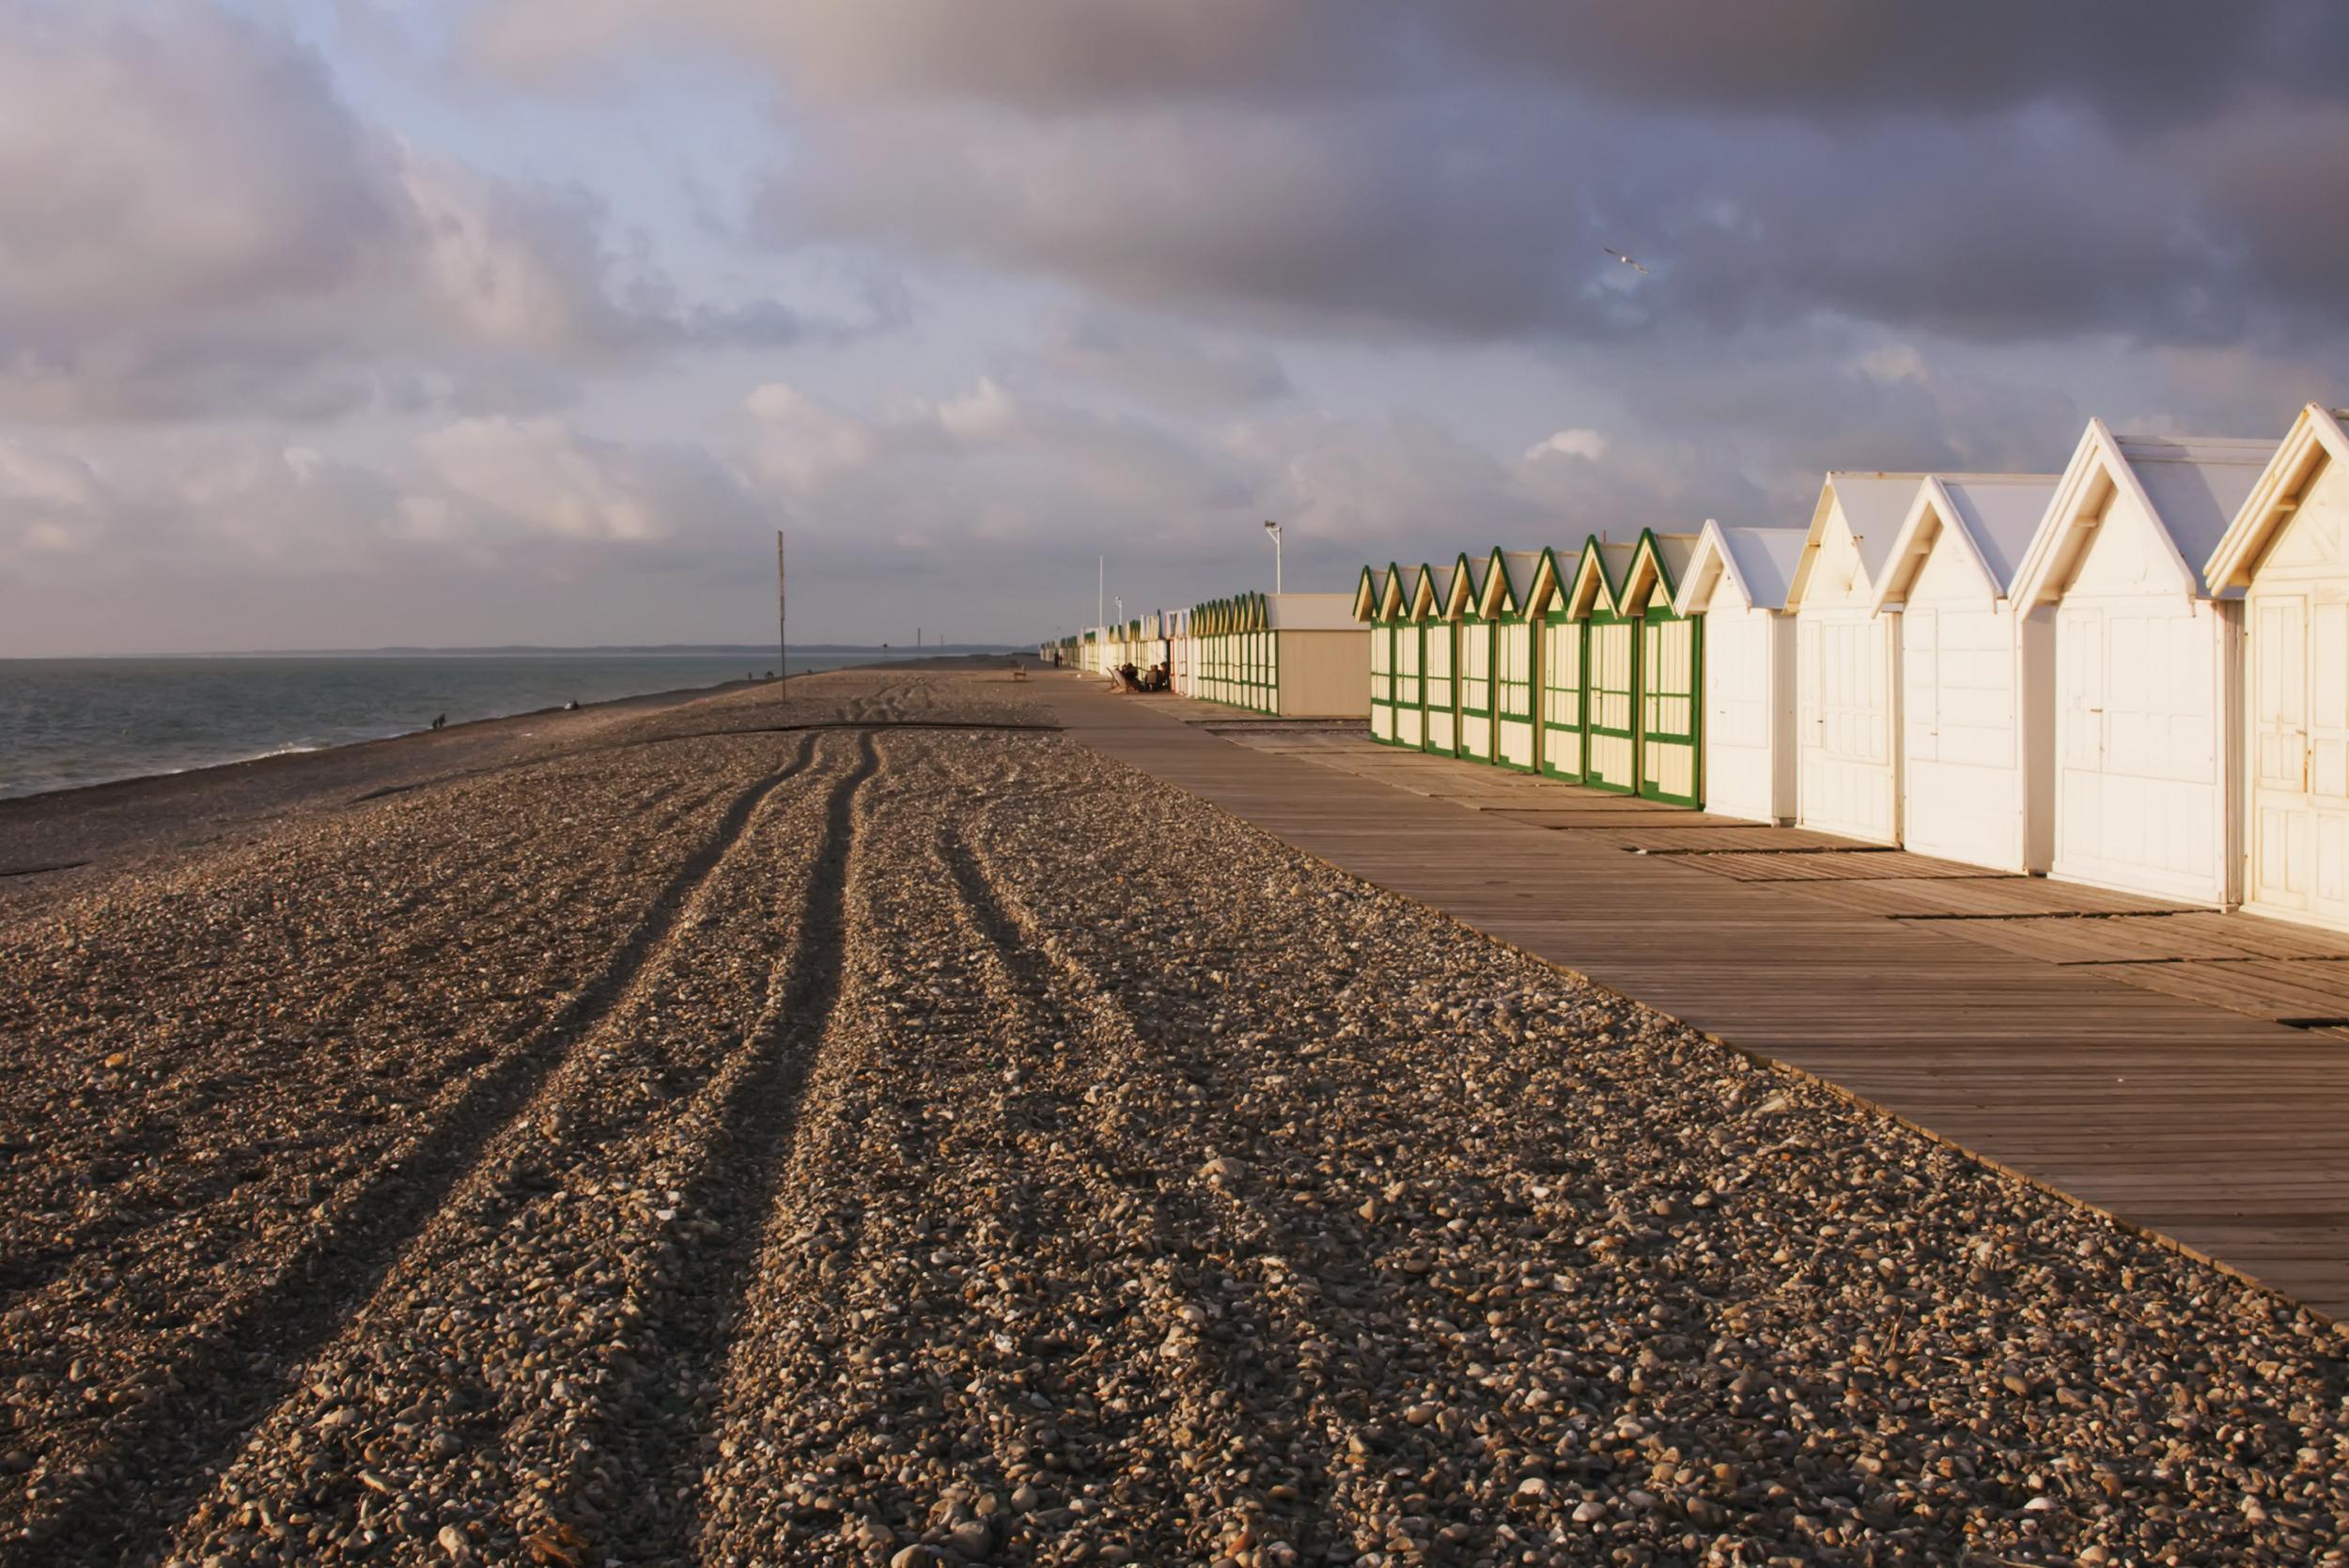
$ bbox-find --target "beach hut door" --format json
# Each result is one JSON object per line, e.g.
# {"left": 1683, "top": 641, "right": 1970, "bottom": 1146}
{"left": 2249, "top": 591, "right": 2349, "bottom": 920}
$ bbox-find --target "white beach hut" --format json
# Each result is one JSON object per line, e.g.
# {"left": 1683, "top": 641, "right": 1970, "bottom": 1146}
{"left": 1789, "top": 474, "right": 1926, "bottom": 843}
{"left": 2203, "top": 405, "right": 2349, "bottom": 928}
{"left": 1474, "top": 549, "right": 1547, "bottom": 772}
{"left": 1870, "top": 474, "right": 2061, "bottom": 872}
{"left": 1673, "top": 520, "right": 1806, "bottom": 825}
{"left": 2009, "top": 421, "right": 2274, "bottom": 906}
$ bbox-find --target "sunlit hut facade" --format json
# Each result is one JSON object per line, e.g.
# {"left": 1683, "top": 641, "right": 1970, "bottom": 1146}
{"left": 1559, "top": 536, "right": 1644, "bottom": 792}
{"left": 1789, "top": 472, "right": 1927, "bottom": 844}
{"left": 2010, "top": 421, "right": 2273, "bottom": 906}
{"left": 1387, "top": 564, "right": 1425, "bottom": 748}
{"left": 1465, "top": 549, "right": 1546, "bottom": 771}
{"left": 1869, "top": 473, "right": 2061, "bottom": 874}
{"left": 2205, "top": 405, "right": 2349, "bottom": 930}
{"left": 1672, "top": 521, "right": 1807, "bottom": 824}
{"left": 1412, "top": 561, "right": 1461, "bottom": 754}
{"left": 1355, "top": 563, "right": 1408, "bottom": 745}
{"left": 1167, "top": 607, "right": 1193, "bottom": 694}
{"left": 1617, "top": 530, "right": 1705, "bottom": 807}
{"left": 1188, "top": 591, "right": 1369, "bottom": 718}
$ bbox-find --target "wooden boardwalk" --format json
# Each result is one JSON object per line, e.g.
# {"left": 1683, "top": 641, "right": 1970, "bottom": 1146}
{"left": 1050, "top": 683, "right": 2349, "bottom": 1319}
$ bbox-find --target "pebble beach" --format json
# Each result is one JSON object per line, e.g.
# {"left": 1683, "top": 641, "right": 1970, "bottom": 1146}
{"left": 3, "top": 664, "right": 2345, "bottom": 1567}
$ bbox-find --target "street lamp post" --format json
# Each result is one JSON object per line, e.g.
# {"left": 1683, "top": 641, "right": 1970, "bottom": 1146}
{"left": 1264, "top": 519, "right": 1283, "bottom": 595}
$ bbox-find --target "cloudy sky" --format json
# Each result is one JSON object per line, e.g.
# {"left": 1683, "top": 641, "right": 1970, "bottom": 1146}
{"left": 5, "top": 1, "right": 2349, "bottom": 654}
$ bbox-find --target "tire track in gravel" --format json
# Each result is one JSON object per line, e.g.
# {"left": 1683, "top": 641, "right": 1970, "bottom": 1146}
{"left": 10, "top": 740, "right": 819, "bottom": 1566}
{"left": 148, "top": 737, "right": 846, "bottom": 1568}
{"left": 938, "top": 747, "right": 1584, "bottom": 1566}
{"left": 0, "top": 772, "right": 742, "bottom": 1312}
{"left": 574, "top": 729, "right": 880, "bottom": 1563}
{"left": 941, "top": 811, "right": 1355, "bottom": 1562}
{"left": 693, "top": 734, "right": 1088, "bottom": 1563}
{"left": 692, "top": 733, "right": 1343, "bottom": 1563}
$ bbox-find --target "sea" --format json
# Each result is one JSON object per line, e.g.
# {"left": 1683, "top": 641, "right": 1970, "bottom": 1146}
{"left": 0, "top": 650, "right": 957, "bottom": 800}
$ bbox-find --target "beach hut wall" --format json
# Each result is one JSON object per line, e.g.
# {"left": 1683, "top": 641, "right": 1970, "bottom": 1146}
{"left": 1789, "top": 472, "right": 1925, "bottom": 844}
{"left": 1357, "top": 564, "right": 1407, "bottom": 745}
{"left": 1562, "top": 537, "right": 1642, "bottom": 793}
{"left": 1672, "top": 521, "right": 1806, "bottom": 824}
{"left": 2204, "top": 405, "right": 2349, "bottom": 928}
{"left": 1447, "top": 552, "right": 1501, "bottom": 766}
{"left": 2011, "top": 420, "right": 2273, "bottom": 905}
{"left": 1265, "top": 592, "right": 1370, "bottom": 717}
{"left": 1870, "top": 474, "right": 2062, "bottom": 873}
{"left": 1616, "top": 531, "right": 1705, "bottom": 807}
{"left": 1473, "top": 549, "right": 1546, "bottom": 772}
{"left": 1414, "top": 563, "right": 1461, "bottom": 755}
{"left": 1525, "top": 545, "right": 1590, "bottom": 785}
{"left": 1392, "top": 566, "right": 1426, "bottom": 748}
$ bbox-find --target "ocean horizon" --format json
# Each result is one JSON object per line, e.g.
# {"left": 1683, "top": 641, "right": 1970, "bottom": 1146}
{"left": 0, "top": 649, "right": 1007, "bottom": 800}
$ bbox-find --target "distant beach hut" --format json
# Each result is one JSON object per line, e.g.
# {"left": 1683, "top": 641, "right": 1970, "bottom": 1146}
{"left": 1790, "top": 473, "right": 1924, "bottom": 843}
{"left": 2010, "top": 421, "right": 2274, "bottom": 905}
{"left": 1673, "top": 520, "right": 1806, "bottom": 824}
{"left": 1617, "top": 530, "right": 1704, "bottom": 806}
{"left": 2205, "top": 406, "right": 2349, "bottom": 927}
{"left": 1445, "top": 552, "right": 1498, "bottom": 764}
{"left": 1475, "top": 549, "right": 1546, "bottom": 771}
{"left": 1525, "top": 546, "right": 1587, "bottom": 784}
{"left": 1870, "top": 474, "right": 2061, "bottom": 872}
{"left": 1388, "top": 565, "right": 1425, "bottom": 747}
{"left": 1355, "top": 564, "right": 1403, "bottom": 744}
{"left": 1169, "top": 608, "right": 1193, "bottom": 694}
{"left": 1414, "top": 562, "right": 1461, "bottom": 755}
{"left": 1563, "top": 536, "right": 1642, "bottom": 793}
{"left": 1186, "top": 590, "right": 1367, "bottom": 717}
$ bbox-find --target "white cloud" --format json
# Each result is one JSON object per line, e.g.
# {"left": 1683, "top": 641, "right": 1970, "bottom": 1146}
{"left": 1524, "top": 427, "right": 1608, "bottom": 462}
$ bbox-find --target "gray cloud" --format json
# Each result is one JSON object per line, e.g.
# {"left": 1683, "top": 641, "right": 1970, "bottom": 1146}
{"left": 1026, "top": 309, "right": 1292, "bottom": 410}
{"left": 0, "top": 2, "right": 860, "bottom": 422}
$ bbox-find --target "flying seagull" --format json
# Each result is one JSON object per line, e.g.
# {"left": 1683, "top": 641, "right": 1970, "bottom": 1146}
{"left": 1604, "top": 248, "right": 1651, "bottom": 274}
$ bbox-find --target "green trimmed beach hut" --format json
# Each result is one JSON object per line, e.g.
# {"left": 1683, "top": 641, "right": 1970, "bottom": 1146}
{"left": 1412, "top": 562, "right": 1460, "bottom": 755}
{"left": 1525, "top": 546, "right": 1586, "bottom": 784}
{"left": 1565, "top": 536, "right": 1642, "bottom": 793}
{"left": 1446, "top": 552, "right": 1498, "bottom": 765}
{"left": 1475, "top": 549, "right": 1545, "bottom": 772}
{"left": 1390, "top": 565, "right": 1425, "bottom": 748}
{"left": 1619, "top": 530, "right": 1705, "bottom": 808}
{"left": 1355, "top": 564, "right": 1409, "bottom": 745}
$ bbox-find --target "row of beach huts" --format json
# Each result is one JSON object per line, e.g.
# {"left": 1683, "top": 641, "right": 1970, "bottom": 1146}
{"left": 1046, "top": 405, "right": 2349, "bottom": 934}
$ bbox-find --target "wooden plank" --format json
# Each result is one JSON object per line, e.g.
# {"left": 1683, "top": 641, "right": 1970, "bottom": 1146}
{"left": 1929, "top": 914, "right": 2283, "bottom": 965}
{"left": 1671, "top": 849, "right": 2015, "bottom": 882}
{"left": 1611, "top": 825, "right": 1878, "bottom": 853}
{"left": 1791, "top": 877, "right": 2205, "bottom": 917}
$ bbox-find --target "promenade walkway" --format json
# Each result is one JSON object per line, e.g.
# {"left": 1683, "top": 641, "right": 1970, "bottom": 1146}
{"left": 1047, "top": 678, "right": 2349, "bottom": 1320}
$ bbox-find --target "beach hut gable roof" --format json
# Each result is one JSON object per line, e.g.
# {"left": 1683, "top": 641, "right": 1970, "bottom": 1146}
{"left": 1381, "top": 563, "right": 1411, "bottom": 618}
{"left": 1442, "top": 551, "right": 1486, "bottom": 618}
{"left": 2204, "top": 405, "right": 2349, "bottom": 592}
{"left": 1617, "top": 530, "right": 1700, "bottom": 614}
{"left": 1787, "top": 473, "right": 1932, "bottom": 605}
{"left": 1524, "top": 545, "right": 1579, "bottom": 616}
{"left": 2012, "top": 419, "right": 2277, "bottom": 607}
{"left": 1565, "top": 536, "right": 1629, "bottom": 619}
{"left": 1352, "top": 566, "right": 1383, "bottom": 622}
{"left": 1671, "top": 520, "right": 1807, "bottom": 615}
{"left": 1409, "top": 563, "right": 1455, "bottom": 620}
{"left": 1475, "top": 549, "right": 1547, "bottom": 618}
{"left": 1871, "top": 474, "right": 2062, "bottom": 611}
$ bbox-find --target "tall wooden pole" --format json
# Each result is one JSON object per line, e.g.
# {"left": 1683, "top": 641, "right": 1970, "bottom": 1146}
{"left": 775, "top": 530, "right": 786, "bottom": 683}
